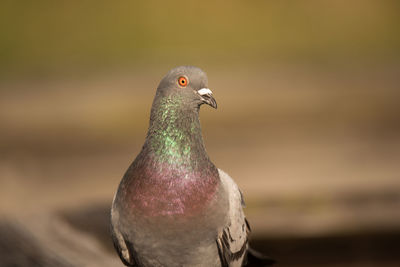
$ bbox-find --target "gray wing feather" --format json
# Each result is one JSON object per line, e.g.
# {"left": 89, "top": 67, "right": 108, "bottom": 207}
{"left": 217, "top": 169, "right": 250, "bottom": 267}
{"left": 111, "top": 196, "right": 140, "bottom": 267}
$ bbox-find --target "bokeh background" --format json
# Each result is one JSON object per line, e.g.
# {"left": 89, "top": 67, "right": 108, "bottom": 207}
{"left": 1, "top": 1, "right": 400, "bottom": 266}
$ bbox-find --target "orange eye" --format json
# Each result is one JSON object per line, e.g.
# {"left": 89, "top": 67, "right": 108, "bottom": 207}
{"left": 178, "top": 76, "right": 188, "bottom": 87}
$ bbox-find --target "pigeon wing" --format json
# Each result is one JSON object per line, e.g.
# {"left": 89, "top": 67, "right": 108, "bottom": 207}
{"left": 216, "top": 169, "right": 250, "bottom": 267}
{"left": 111, "top": 196, "right": 141, "bottom": 267}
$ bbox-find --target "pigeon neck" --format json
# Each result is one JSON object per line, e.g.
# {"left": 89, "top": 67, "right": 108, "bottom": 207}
{"left": 143, "top": 96, "right": 212, "bottom": 171}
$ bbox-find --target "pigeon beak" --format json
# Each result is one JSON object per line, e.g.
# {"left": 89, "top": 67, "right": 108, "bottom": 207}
{"left": 197, "top": 88, "right": 217, "bottom": 109}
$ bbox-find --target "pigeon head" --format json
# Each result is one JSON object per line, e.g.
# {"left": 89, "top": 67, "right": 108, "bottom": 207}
{"left": 156, "top": 66, "right": 217, "bottom": 109}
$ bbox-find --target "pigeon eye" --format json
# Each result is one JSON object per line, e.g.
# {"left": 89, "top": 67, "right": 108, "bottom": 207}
{"left": 178, "top": 76, "right": 188, "bottom": 87}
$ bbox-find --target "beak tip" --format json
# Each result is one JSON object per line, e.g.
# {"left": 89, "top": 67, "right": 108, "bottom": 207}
{"left": 204, "top": 95, "right": 217, "bottom": 109}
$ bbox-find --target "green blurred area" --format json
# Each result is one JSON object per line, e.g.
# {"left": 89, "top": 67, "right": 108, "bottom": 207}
{"left": 1, "top": 0, "right": 399, "bottom": 77}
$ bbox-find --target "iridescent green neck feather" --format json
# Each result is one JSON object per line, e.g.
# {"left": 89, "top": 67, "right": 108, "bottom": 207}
{"left": 142, "top": 94, "right": 212, "bottom": 172}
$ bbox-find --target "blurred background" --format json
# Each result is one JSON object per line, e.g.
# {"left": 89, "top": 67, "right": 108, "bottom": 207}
{"left": 1, "top": 1, "right": 400, "bottom": 266}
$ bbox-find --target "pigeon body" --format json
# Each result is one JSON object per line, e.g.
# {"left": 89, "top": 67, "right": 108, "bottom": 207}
{"left": 111, "top": 66, "right": 273, "bottom": 266}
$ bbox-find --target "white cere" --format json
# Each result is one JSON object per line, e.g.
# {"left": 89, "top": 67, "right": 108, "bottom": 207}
{"left": 197, "top": 88, "right": 213, "bottom": 95}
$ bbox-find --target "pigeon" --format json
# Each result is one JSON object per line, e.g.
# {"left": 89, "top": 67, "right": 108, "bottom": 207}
{"left": 111, "top": 66, "right": 274, "bottom": 267}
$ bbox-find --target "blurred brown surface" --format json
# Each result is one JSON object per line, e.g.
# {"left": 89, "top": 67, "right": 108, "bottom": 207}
{"left": 1, "top": 66, "right": 399, "bottom": 232}
{"left": 1, "top": 65, "right": 400, "bottom": 266}
{"left": 1, "top": 203, "right": 400, "bottom": 267}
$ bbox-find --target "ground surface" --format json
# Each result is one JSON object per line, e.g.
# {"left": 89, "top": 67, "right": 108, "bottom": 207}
{"left": 1, "top": 66, "right": 399, "bottom": 266}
